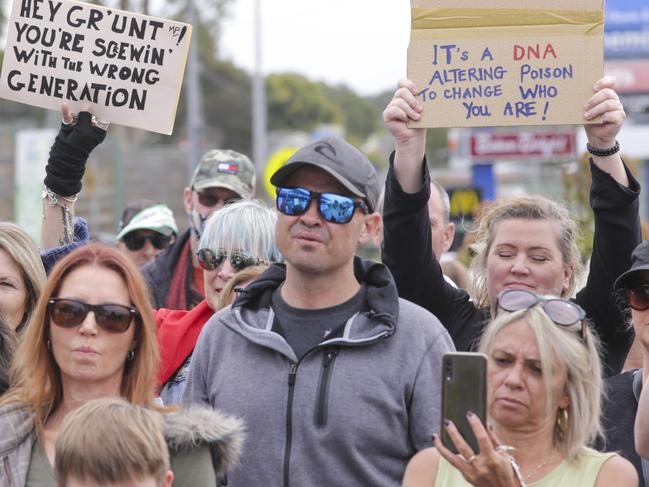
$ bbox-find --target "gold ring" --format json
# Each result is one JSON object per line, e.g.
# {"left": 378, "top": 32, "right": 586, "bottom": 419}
{"left": 466, "top": 454, "right": 477, "bottom": 463}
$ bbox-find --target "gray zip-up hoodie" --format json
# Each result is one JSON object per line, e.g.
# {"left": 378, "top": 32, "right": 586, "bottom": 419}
{"left": 184, "top": 257, "right": 455, "bottom": 487}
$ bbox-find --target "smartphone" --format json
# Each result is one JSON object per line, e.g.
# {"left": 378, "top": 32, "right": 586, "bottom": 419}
{"left": 441, "top": 352, "right": 487, "bottom": 454}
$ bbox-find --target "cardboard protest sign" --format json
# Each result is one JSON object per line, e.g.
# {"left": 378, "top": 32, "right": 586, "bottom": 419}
{"left": 0, "top": 0, "right": 192, "bottom": 134}
{"left": 407, "top": 1, "right": 604, "bottom": 128}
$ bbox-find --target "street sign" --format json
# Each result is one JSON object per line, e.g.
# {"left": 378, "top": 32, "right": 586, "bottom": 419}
{"left": 470, "top": 131, "right": 576, "bottom": 161}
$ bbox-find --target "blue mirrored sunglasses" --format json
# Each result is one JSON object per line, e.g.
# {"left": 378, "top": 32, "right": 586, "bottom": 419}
{"left": 276, "top": 187, "right": 368, "bottom": 224}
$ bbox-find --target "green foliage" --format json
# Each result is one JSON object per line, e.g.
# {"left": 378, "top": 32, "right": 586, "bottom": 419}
{"left": 321, "top": 84, "right": 381, "bottom": 142}
{"left": 266, "top": 73, "right": 342, "bottom": 132}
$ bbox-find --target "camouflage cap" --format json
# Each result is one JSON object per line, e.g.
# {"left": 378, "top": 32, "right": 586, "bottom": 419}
{"left": 190, "top": 150, "right": 256, "bottom": 199}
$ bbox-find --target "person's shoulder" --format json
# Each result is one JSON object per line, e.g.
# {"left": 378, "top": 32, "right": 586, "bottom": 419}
{"left": 396, "top": 297, "right": 452, "bottom": 340}
{"left": 402, "top": 447, "right": 440, "bottom": 487}
{"left": 0, "top": 399, "right": 36, "bottom": 451}
{"left": 594, "top": 452, "right": 638, "bottom": 487}
{"left": 163, "top": 405, "right": 244, "bottom": 478}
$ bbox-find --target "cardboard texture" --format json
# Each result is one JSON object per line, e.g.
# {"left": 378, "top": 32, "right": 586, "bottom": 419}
{"left": 0, "top": 0, "right": 192, "bottom": 134}
{"left": 407, "top": 1, "right": 604, "bottom": 128}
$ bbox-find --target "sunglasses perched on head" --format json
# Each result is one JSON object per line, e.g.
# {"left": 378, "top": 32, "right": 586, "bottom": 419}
{"left": 496, "top": 288, "right": 587, "bottom": 339}
{"left": 276, "top": 187, "right": 368, "bottom": 224}
{"left": 625, "top": 284, "right": 649, "bottom": 311}
{"left": 47, "top": 298, "right": 138, "bottom": 333}
{"left": 122, "top": 232, "right": 172, "bottom": 251}
{"left": 197, "top": 248, "right": 263, "bottom": 272}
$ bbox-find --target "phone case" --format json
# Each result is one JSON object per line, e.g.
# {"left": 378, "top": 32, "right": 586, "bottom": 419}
{"left": 441, "top": 352, "right": 487, "bottom": 454}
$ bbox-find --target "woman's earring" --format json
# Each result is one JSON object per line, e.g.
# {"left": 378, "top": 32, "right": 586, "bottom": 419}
{"left": 127, "top": 349, "right": 135, "bottom": 361}
{"left": 46, "top": 340, "right": 51, "bottom": 350}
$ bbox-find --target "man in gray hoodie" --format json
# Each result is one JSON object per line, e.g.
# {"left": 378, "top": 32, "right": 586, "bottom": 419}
{"left": 184, "top": 136, "right": 455, "bottom": 486}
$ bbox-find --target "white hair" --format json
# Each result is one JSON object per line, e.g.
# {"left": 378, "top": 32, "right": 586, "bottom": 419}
{"left": 199, "top": 199, "right": 282, "bottom": 262}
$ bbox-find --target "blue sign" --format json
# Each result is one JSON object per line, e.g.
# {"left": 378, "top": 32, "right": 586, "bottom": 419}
{"left": 605, "top": 0, "right": 649, "bottom": 59}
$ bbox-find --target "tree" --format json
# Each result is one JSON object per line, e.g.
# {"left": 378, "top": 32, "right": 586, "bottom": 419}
{"left": 266, "top": 73, "right": 342, "bottom": 132}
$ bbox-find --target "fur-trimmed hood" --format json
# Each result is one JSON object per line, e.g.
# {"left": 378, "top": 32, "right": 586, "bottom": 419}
{"left": 163, "top": 405, "right": 245, "bottom": 478}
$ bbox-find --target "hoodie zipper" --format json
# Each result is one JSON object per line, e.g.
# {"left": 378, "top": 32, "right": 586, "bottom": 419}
{"left": 283, "top": 362, "right": 298, "bottom": 487}
{"left": 315, "top": 349, "right": 338, "bottom": 427}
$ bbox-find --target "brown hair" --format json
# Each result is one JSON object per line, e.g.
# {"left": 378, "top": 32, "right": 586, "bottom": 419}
{"left": 1, "top": 243, "right": 160, "bottom": 434}
{"left": 0, "top": 221, "right": 47, "bottom": 331}
{"left": 470, "top": 196, "right": 582, "bottom": 309}
{"left": 55, "top": 398, "right": 170, "bottom": 485}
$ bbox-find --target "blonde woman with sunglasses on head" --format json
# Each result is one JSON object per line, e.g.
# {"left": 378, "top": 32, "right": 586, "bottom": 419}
{"left": 403, "top": 289, "right": 637, "bottom": 487}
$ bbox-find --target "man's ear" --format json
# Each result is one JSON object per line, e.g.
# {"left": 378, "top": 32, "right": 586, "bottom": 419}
{"left": 183, "top": 187, "right": 193, "bottom": 214}
{"left": 358, "top": 213, "right": 382, "bottom": 245}
{"left": 161, "top": 470, "right": 174, "bottom": 487}
{"left": 442, "top": 221, "right": 456, "bottom": 254}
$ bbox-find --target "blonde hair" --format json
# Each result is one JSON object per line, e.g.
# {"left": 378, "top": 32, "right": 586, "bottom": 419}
{"left": 55, "top": 398, "right": 169, "bottom": 485}
{"left": 479, "top": 305, "right": 602, "bottom": 460}
{"left": 1, "top": 244, "right": 160, "bottom": 434}
{"left": 216, "top": 264, "right": 269, "bottom": 311}
{"left": 470, "top": 196, "right": 582, "bottom": 309}
{"left": 0, "top": 221, "right": 47, "bottom": 331}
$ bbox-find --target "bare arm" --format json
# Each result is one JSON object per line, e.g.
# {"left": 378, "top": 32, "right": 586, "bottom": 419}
{"left": 594, "top": 455, "right": 638, "bottom": 487}
{"left": 402, "top": 448, "right": 439, "bottom": 487}
{"left": 584, "top": 76, "right": 628, "bottom": 187}
{"left": 383, "top": 79, "right": 427, "bottom": 193}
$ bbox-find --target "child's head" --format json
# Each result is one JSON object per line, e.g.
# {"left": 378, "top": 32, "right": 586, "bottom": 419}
{"left": 55, "top": 398, "right": 173, "bottom": 487}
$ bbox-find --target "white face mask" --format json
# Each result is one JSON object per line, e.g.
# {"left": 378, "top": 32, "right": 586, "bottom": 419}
{"left": 188, "top": 207, "right": 209, "bottom": 240}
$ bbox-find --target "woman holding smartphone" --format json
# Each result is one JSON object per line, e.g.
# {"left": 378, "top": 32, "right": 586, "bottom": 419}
{"left": 402, "top": 289, "right": 637, "bottom": 487}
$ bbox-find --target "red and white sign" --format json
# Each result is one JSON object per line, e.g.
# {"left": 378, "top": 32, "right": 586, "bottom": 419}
{"left": 470, "top": 131, "right": 576, "bottom": 161}
{"left": 605, "top": 60, "right": 649, "bottom": 94}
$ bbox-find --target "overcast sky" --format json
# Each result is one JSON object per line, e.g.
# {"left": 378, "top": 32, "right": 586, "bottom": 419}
{"left": 219, "top": 0, "right": 411, "bottom": 96}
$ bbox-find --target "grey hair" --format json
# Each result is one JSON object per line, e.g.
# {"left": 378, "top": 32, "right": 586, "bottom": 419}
{"left": 469, "top": 196, "right": 582, "bottom": 309}
{"left": 479, "top": 305, "right": 602, "bottom": 460}
{"left": 430, "top": 179, "right": 451, "bottom": 225}
{"left": 199, "top": 199, "right": 282, "bottom": 262}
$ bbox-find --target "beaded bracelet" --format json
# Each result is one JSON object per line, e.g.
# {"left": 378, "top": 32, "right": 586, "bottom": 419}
{"left": 586, "top": 140, "right": 620, "bottom": 157}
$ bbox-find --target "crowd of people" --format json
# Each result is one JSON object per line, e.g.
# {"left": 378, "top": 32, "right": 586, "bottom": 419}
{"left": 0, "top": 75, "right": 646, "bottom": 487}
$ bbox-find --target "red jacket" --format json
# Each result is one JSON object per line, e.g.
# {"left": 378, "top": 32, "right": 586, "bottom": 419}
{"left": 156, "top": 299, "right": 214, "bottom": 387}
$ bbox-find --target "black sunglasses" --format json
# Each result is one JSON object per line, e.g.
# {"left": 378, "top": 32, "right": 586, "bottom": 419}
{"left": 122, "top": 232, "right": 172, "bottom": 251}
{"left": 626, "top": 284, "right": 649, "bottom": 311}
{"left": 197, "top": 248, "right": 264, "bottom": 272}
{"left": 496, "top": 289, "right": 587, "bottom": 339}
{"left": 196, "top": 191, "right": 241, "bottom": 208}
{"left": 47, "top": 298, "right": 138, "bottom": 333}
{"left": 276, "top": 187, "right": 368, "bottom": 224}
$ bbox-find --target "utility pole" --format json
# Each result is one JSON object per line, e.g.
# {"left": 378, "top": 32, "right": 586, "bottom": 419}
{"left": 251, "top": 0, "right": 267, "bottom": 176}
{"left": 185, "top": 0, "right": 204, "bottom": 181}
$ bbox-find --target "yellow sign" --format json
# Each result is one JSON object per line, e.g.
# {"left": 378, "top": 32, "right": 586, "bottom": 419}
{"left": 264, "top": 147, "right": 298, "bottom": 199}
{"left": 449, "top": 188, "right": 480, "bottom": 218}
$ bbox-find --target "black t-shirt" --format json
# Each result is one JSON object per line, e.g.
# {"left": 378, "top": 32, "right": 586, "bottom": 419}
{"left": 271, "top": 285, "right": 367, "bottom": 360}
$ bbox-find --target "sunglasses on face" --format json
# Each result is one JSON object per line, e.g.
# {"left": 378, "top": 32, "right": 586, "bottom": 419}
{"left": 196, "top": 191, "right": 240, "bottom": 208}
{"left": 47, "top": 298, "right": 137, "bottom": 333}
{"left": 626, "top": 284, "right": 649, "bottom": 311}
{"left": 197, "top": 248, "right": 263, "bottom": 272}
{"left": 276, "top": 187, "right": 369, "bottom": 224}
{"left": 122, "top": 232, "right": 172, "bottom": 251}
{"left": 496, "top": 288, "right": 587, "bottom": 339}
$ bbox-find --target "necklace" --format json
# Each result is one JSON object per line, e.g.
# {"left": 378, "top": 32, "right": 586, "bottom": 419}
{"left": 524, "top": 447, "right": 557, "bottom": 482}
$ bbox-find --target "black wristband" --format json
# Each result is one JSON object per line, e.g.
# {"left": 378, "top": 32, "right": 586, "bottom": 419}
{"left": 586, "top": 140, "right": 620, "bottom": 157}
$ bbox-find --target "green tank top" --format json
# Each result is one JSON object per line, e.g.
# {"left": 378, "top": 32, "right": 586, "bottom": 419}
{"left": 434, "top": 447, "right": 617, "bottom": 487}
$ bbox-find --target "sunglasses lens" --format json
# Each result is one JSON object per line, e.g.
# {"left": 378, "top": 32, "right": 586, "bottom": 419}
{"left": 150, "top": 234, "right": 172, "bottom": 250}
{"left": 319, "top": 193, "right": 356, "bottom": 224}
{"left": 628, "top": 286, "right": 649, "bottom": 311}
{"left": 544, "top": 300, "right": 585, "bottom": 326}
{"left": 50, "top": 299, "right": 87, "bottom": 328}
{"left": 123, "top": 234, "right": 145, "bottom": 251}
{"left": 197, "top": 249, "right": 225, "bottom": 271}
{"left": 230, "top": 254, "right": 258, "bottom": 272}
{"left": 277, "top": 188, "right": 310, "bottom": 216}
{"left": 94, "top": 305, "right": 134, "bottom": 332}
{"left": 498, "top": 289, "right": 538, "bottom": 312}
